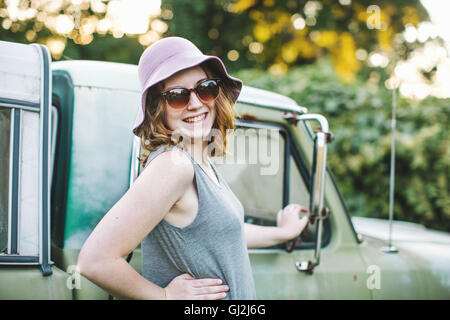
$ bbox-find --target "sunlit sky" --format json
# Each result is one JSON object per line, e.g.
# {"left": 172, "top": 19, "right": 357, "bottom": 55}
{"left": 106, "top": 0, "right": 161, "bottom": 34}
{"left": 421, "top": 0, "right": 450, "bottom": 45}
{"left": 395, "top": 0, "right": 450, "bottom": 99}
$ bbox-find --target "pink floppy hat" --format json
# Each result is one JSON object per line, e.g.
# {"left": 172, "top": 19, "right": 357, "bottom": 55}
{"left": 133, "top": 36, "right": 243, "bottom": 136}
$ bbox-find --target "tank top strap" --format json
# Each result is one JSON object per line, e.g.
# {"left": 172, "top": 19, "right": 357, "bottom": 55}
{"left": 144, "top": 143, "right": 198, "bottom": 177}
{"left": 144, "top": 143, "right": 191, "bottom": 169}
{"left": 144, "top": 144, "right": 170, "bottom": 168}
{"left": 144, "top": 143, "right": 219, "bottom": 188}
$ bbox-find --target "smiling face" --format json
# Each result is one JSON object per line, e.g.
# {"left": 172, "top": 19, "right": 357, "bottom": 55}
{"left": 162, "top": 65, "right": 217, "bottom": 142}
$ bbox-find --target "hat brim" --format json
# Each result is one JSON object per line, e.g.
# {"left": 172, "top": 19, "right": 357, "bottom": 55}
{"left": 133, "top": 53, "right": 242, "bottom": 135}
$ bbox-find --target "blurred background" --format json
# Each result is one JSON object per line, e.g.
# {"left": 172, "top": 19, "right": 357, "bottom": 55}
{"left": 0, "top": 0, "right": 448, "bottom": 232}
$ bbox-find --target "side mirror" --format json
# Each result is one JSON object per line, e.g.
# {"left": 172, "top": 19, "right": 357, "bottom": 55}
{"left": 283, "top": 113, "right": 332, "bottom": 275}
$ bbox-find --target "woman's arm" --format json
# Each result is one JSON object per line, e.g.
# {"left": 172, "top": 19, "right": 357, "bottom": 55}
{"left": 244, "top": 204, "right": 309, "bottom": 249}
{"left": 77, "top": 150, "right": 228, "bottom": 300}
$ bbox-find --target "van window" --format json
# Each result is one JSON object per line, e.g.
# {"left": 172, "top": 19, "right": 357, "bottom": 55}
{"left": 214, "top": 126, "right": 310, "bottom": 242}
{"left": 214, "top": 127, "right": 286, "bottom": 224}
{"left": 0, "top": 106, "right": 57, "bottom": 257}
{"left": 289, "top": 155, "right": 310, "bottom": 214}
{"left": 0, "top": 108, "right": 11, "bottom": 252}
{"left": 213, "top": 124, "right": 329, "bottom": 249}
{"left": 289, "top": 152, "right": 315, "bottom": 242}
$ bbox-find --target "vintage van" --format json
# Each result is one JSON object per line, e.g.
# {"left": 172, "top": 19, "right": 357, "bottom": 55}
{"left": 0, "top": 40, "right": 449, "bottom": 299}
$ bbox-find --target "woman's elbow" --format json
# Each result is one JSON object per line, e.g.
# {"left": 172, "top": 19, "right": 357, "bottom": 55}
{"left": 77, "top": 246, "right": 101, "bottom": 280}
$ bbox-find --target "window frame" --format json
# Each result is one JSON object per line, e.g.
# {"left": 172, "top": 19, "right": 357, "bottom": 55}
{"left": 0, "top": 104, "right": 39, "bottom": 264}
{"left": 222, "top": 118, "right": 332, "bottom": 251}
{"left": 302, "top": 119, "right": 361, "bottom": 244}
{"left": 0, "top": 44, "right": 53, "bottom": 275}
{"left": 0, "top": 104, "right": 57, "bottom": 267}
{"left": 0, "top": 107, "right": 15, "bottom": 255}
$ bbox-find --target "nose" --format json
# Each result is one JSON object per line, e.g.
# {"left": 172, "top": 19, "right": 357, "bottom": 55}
{"left": 186, "top": 89, "right": 203, "bottom": 110}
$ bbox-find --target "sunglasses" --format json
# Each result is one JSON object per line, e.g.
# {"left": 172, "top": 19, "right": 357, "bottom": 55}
{"left": 161, "top": 78, "right": 221, "bottom": 109}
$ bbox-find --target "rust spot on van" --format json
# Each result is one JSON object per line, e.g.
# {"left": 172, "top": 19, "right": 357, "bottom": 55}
{"left": 283, "top": 111, "right": 299, "bottom": 126}
{"left": 240, "top": 113, "right": 258, "bottom": 120}
{"left": 353, "top": 274, "right": 357, "bottom": 282}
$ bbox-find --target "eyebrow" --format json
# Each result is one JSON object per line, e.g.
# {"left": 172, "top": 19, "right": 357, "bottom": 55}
{"left": 164, "top": 77, "right": 208, "bottom": 91}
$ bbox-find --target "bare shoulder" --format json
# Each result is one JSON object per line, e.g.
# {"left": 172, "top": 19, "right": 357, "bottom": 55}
{"left": 140, "top": 148, "right": 194, "bottom": 186}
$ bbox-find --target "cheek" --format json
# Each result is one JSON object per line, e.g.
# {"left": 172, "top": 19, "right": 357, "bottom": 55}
{"left": 165, "top": 109, "right": 182, "bottom": 130}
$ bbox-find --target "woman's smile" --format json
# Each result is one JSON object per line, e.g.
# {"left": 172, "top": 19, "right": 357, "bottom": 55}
{"left": 183, "top": 112, "right": 208, "bottom": 124}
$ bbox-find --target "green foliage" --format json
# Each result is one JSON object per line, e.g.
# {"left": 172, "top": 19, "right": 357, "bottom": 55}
{"left": 162, "top": 0, "right": 253, "bottom": 70}
{"left": 63, "top": 34, "right": 144, "bottom": 64}
{"left": 162, "top": 0, "right": 430, "bottom": 81}
{"left": 0, "top": 0, "right": 145, "bottom": 63}
{"left": 235, "top": 58, "right": 450, "bottom": 232}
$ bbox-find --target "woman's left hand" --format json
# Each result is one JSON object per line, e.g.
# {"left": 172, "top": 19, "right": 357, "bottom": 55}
{"left": 276, "top": 204, "right": 309, "bottom": 241}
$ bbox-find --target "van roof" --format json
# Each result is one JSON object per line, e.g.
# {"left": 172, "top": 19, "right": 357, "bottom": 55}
{"left": 52, "top": 60, "right": 305, "bottom": 113}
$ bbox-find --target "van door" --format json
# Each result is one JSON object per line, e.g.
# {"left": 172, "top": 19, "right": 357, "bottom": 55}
{"left": 214, "top": 120, "right": 371, "bottom": 299}
{"left": 0, "top": 40, "right": 71, "bottom": 299}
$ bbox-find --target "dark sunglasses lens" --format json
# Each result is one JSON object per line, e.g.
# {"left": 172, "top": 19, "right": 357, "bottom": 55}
{"left": 165, "top": 89, "right": 190, "bottom": 108}
{"left": 197, "top": 80, "right": 219, "bottom": 102}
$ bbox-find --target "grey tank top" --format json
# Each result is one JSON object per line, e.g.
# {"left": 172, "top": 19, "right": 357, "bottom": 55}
{"left": 141, "top": 143, "right": 256, "bottom": 300}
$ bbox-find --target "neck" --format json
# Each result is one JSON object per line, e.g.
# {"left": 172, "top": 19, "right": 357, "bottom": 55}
{"left": 181, "top": 138, "right": 209, "bottom": 165}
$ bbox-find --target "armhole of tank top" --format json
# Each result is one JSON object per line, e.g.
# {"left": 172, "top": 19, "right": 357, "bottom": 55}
{"left": 144, "top": 145, "right": 202, "bottom": 231}
{"left": 159, "top": 151, "right": 204, "bottom": 232}
{"left": 160, "top": 176, "right": 202, "bottom": 231}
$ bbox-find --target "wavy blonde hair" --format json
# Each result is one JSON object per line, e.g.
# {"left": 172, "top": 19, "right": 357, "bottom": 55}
{"left": 133, "top": 61, "right": 239, "bottom": 168}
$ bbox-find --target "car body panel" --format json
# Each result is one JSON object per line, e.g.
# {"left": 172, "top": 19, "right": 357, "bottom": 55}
{"left": 0, "top": 266, "right": 72, "bottom": 299}
{"left": 352, "top": 217, "right": 450, "bottom": 299}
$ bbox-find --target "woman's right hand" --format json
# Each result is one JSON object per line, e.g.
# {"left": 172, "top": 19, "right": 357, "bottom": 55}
{"left": 164, "top": 273, "right": 229, "bottom": 300}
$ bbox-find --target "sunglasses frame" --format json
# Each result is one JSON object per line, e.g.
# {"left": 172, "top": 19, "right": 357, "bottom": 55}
{"left": 160, "top": 78, "right": 222, "bottom": 108}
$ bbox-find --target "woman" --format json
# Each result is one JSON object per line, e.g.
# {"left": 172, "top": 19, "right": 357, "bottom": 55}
{"left": 77, "top": 37, "right": 309, "bottom": 300}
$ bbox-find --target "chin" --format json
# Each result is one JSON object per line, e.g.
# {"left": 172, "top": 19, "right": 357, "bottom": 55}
{"left": 173, "top": 122, "right": 213, "bottom": 142}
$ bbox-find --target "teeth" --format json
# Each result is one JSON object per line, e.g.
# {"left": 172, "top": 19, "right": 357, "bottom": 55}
{"left": 184, "top": 113, "right": 206, "bottom": 123}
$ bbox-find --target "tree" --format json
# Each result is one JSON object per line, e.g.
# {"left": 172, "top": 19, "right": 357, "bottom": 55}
{"left": 234, "top": 58, "right": 450, "bottom": 232}
{"left": 0, "top": 0, "right": 165, "bottom": 63}
{"left": 1, "top": 1, "right": 431, "bottom": 80}
{"left": 162, "top": 0, "right": 430, "bottom": 82}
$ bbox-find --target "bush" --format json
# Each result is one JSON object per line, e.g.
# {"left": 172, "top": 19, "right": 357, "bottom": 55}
{"left": 234, "top": 59, "right": 450, "bottom": 232}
